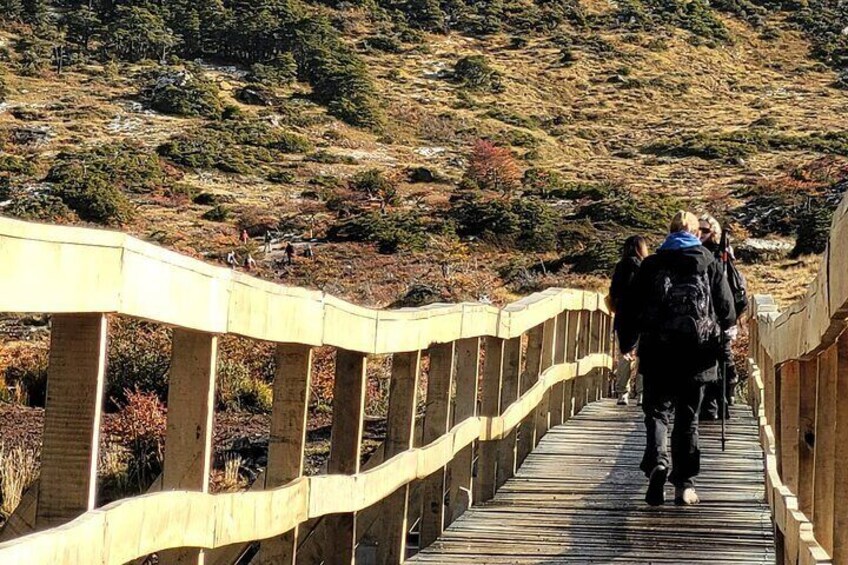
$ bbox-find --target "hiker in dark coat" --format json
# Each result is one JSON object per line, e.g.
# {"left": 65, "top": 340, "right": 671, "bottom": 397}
{"left": 609, "top": 235, "right": 649, "bottom": 407}
{"left": 618, "top": 211, "right": 736, "bottom": 506}
{"left": 698, "top": 214, "right": 743, "bottom": 420}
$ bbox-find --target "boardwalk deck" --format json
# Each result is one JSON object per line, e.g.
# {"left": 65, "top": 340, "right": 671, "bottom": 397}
{"left": 411, "top": 398, "right": 775, "bottom": 564}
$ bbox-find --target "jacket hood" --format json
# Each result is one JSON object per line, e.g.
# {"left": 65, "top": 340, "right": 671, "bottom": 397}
{"left": 659, "top": 231, "right": 702, "bottom": 251}
{"left": 653, "top": 243, "right": 714, "bottom": 274}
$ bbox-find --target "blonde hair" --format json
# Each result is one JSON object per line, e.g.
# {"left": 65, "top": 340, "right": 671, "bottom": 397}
{"left": 699, "top": 214, "right": 722, "bottom": 241}
{"left": 669, "top": 211, "right": 699, "bottom": 235}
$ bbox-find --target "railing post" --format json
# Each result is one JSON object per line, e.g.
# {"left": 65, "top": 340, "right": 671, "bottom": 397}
{"left": 517, "top": 324, "right": 544, "bottom": 466}
{"left": 833, "top": 332, "right": 848, "bottom": 565}
{"left": 160, "top": 329, "right": 218, "bottom": 565}
{"left": 257, "top": 344, "right": 313, "bottom": 564}
{"left": 419, "top": 342, "right": 456, "bottom": 549}
{"left": 475, "top": 337, "right": 504, "bottom": 504}
{"left": 324, "top": 350, "right": 368, "bottom": 565}
{"left": 574, "top": 310, "right": 591, "bottom": 413}
{"left": 445, "top": 338, "right": 480, "bottom": 527}
{"left": 813, "top": 345, "right": 837, "bottom": 556}
{"left": 798, "top": 358, "right": 817, "bottom": 517}
{"left": 563, "top": 310, "right": 580, "bottom": 420}
{"left": 778, "top": 361, "right": 800, "bottom": 495}
{"left": 548, "top": 311, "right": 568, "bottom": 426}
{"left": 375, "top": 351, "right": 421, "bottom": 564}
{"left": 496, "top": 336, "right": 522, "bottom": 489}
{"left": 535, "top": 316, "right": 557, "bottom": 443}
{"left": 36, "top": 314, "right": 108, "bottom": 528}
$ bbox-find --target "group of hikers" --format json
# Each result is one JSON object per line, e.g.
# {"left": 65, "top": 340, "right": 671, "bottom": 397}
{"left": 227, "top": 229, "right": 314, "bottom": 271}
{"left": 608, "top": 211, "right": 748, "bottom": 507}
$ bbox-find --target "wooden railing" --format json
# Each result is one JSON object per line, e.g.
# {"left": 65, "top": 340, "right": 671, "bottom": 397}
{"left": 748, "top": 192, "right": 848, "bottom": 565}
{"left": 0, "top": 217, "right": 613, "bottom": 564}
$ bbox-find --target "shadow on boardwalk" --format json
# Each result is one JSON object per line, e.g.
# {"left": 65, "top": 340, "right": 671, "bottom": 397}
{"left": 411, "top": 399, "right": 775, "bottom": 564}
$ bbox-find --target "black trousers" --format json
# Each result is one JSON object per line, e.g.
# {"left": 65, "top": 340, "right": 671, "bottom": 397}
{"left": 702, "top": 340, "right": 737, "bottom": 419}
{"left": 640, "top": 377, "right": 706, "bottom": 489}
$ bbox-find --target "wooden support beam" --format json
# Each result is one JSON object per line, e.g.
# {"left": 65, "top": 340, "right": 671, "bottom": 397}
{"left": 535, "top": 317, "right": 557, "bottom": 443}
{"left": 419, "top": 342, "right": 456, "bottom": 549}
{"left": 475, "top": 337, "right": 504, "bottom": 504}
{"left": 375, "top": 351, "right": 421, "bottom": 565}
{"left": 160, "top": 329, "right": 218, "bottom": 565}
{"left": 36, "top": 314, "right": 108, "bottom": 529}
{"left": 549, "top": 312, "right": 568, "bottom": 426}
{"left": 813, "top": 345, "right": 837, "bottom": 555}
{"left": 496, "top": 336, "right": 522, "bottom": 489}
{"left": 832, "top": 332, "right": 848, "bottom": 565}
{"left": 798, "top": 358, "right": 818, "bottom": 517}
{"left": 323, "top": 350, "right": 368, "bottom": 565}
{"left": 517, "top": 324, "right": 544, "bottom": 466}
{"left": 446, "top": 338, "right": 480, "bottom": 527}
{"left": 256, "top": 344, "right": 313, "bottom": 565}
{"left": 779, "top": 361, "right": 800, "bottom": 494}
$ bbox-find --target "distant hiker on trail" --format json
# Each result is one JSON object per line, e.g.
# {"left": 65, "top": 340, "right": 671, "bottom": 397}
{"left": 226, "top": 251, "right": 237, "bottom": 269}
{"left": 609, "top": 235, "right": 648, "bottom": 407}
{"left": 241, "top": 229, "right": 249, "bottom": 244}
{"left": 618, "top": 211, "right": 735, "bottom": 507}
{"left": 264, "top": 230, "right": 273, "bottom": 253}
{"left": 698, "top": 214, "right": 746, "bottom": 421}
{"left": 245, "top": 254, "right": 257, "bottom": 271}
{"left": 285, "top": 242, "right": 295, "bottom": 265}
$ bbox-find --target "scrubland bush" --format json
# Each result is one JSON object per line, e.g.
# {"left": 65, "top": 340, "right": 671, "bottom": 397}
{"left": 454, "top": 55, "right": 503, "bottom": 93}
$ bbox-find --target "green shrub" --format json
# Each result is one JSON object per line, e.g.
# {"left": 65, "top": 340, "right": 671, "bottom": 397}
{"left": 0, "top": 154, "right": 35, "bottom": 176}
{"left": 567, "top": 236, "right": 625, "bottom": 274}
{"left": 362, "top": 34, "right": 404, "bottom": 53}
{"left": 148, "top": 70, "right": 223, "bottom": 119}
{"left": 267, "top": 170, "right": 296, "bottom": 184}
{"left": 455, "top": 55, "right": 503, "bottom": 93}
{"left": 217, "top": 360, "right": 273, "bottom": 413}
{"left": 793, "top": 200, "right": 835, "bottom": 256}
{"left": 202, "top": 204, "right": 230, "bottom": 222}
{"left": 305, "top": 150, "right": 356, "bottom": 164}
{"left": 328, "top": 211, "right": 428, "bottom": 254}
{"left": 106, "top": 320, "right": 172, "bottom": 410}
{"left": 577, "top": 185, "right": 683, "bottom": 233}
{"left": 247, "top": 53, "right": 297, "bottom": 87}
{"left": 3, "top": 346, "right": 48, "bottom": 407}
{"left": 0, "top": 186, "right": 75, "bottom": 222}
{"left": 645, "top": 130, "right": 848, "bottom": 161}
{"left": 47, "top": 144, "right": 169, "bottom": 225}
{"left": 450, "top": 193, "right": 560, "bottom": 251}
{"left": 158, "top": 120, "right": 311, "bottom": 174}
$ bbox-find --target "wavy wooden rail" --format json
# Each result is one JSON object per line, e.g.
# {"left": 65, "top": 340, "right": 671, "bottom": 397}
{"left": 0, "top": 217, "right": 614, "bottom": 564}
{"left": 748, "top": 192, "right": 848, "bottom": 565}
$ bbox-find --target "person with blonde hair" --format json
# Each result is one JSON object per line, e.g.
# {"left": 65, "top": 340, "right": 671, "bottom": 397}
{"left": 618, "top": 210, "right": 735, "bottom": 506}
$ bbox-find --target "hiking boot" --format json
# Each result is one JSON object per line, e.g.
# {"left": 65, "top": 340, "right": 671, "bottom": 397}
{"left": 617, "top": 393, "right": 629, "bottom": 406}
{"left": 674, "top": 487, "right": 700, "bottom": 506}
{"left": 645, "top": 464, "right": 668, "bottom": 506}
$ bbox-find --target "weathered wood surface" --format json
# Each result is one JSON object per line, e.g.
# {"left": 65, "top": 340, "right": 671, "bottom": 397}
{"left": 412, "top": 399, "right": 775, "bottom": 564}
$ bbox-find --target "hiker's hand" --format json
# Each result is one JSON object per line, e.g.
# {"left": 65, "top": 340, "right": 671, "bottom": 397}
{"left": 724, "top": 326, "right": 739, "bottom": 341}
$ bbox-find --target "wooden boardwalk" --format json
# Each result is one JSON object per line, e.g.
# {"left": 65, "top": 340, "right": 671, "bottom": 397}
{"left": 412, "top": 398, "right": 775, "bottom": 564}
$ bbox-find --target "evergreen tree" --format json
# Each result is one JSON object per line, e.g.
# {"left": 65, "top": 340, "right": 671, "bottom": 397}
{"left": 405, "top": 0, "right": 446, "bottom": 31}
{"left": 104, "top": 6, "right": 180, "bottom": 62}
{"left": 63, "top": 5, "right": 102, "bottom": 51}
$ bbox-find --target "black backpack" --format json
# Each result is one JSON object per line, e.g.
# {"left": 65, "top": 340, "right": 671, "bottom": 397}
{"left": 653, "top": 269, "right": 719, "bottom": 348}
{"left": 725, "top": 259, "right": 748, "bottom": 317}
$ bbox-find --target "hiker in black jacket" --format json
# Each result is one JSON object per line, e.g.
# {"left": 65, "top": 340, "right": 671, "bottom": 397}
{"left": 618, "top": 211, "right": 736, "bottom": 506}
{"left": 609, "top": 235, "right": 649, "bottom": 406}
{"left": 698, "top": 214, "right": 743, "bottom": 420}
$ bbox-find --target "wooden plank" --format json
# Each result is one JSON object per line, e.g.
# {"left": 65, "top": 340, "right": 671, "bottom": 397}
{"left": 813, "top": 345, "right": 837, "bottom": 555}
{"left": 36, "top": 314, "right": 108, "bottom": 528}
{"left": 496, "top": 337, "right": 523, "bottom": 489}
{"left": 324, "top": 350, "right": 368, "bottom": 565}
{"left": 798, "top": 358, "right": 818, "bottom": 517}
{"left": 446, "top": 338, "right": 480, "bottom": 527}
{"left": 411, "top": 399, "right": 775, "bottom": 565}
{"left": 475, "top": 337, "right": 504, "bottom": 504}
{"left": 160, "top": 329, "right": 218, "bottom": 565}
{"left": 256, "top": 344, "right": 312, "bottom": 565}
{"left": 376, "top": 350, "right": 421, "bottom": 564}
{"left": 518, "top": 325, "right": 544, "bottom": 466}
{"left": 833, "top": 332, "right": 848, "bottom": 565}
{"left": 780, "top": 361, "right": 800, "bottom": 494}
{"left": 420, "top": 343, "right": 457, "bottom": 549}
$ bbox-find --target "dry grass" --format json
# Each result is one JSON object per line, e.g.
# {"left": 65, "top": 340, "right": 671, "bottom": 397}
{"left": 0, "top": 443, "right": 38, "bottom": 518}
